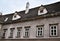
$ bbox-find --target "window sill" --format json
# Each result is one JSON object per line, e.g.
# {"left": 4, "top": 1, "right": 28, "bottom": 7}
{"left": 23, "top": 36, "right": 29, "bottom": 38}
{"left": 36, "top": 36, "right": 44, "bottom": 37}
{"left": 49, "top": 35, "right": 58, "bottom": 37}
{"left": 2, "top": 36, "right": 5, "bottom": 39}
{"left": 16, "top": 36, "right": 20, "bottom": 38}
{"left": 8, "top": 36, "right": 13, "bottom": 38}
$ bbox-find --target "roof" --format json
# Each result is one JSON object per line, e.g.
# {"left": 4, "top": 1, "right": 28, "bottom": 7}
{"left": 0, "top": 1, "right": 60, "bottom": 25}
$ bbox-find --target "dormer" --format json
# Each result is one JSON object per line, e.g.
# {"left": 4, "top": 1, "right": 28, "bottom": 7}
{"left": 38, "top": 5, "right": 47, "bottom": 15}
{"left": 25, "top": 2, "right": 30, "bottom": 14}
{"left": 12, "top": 11, "right": 21, "bottom": 20}
{"left": 4, "top": 17, "right": 8, "bottom": 22}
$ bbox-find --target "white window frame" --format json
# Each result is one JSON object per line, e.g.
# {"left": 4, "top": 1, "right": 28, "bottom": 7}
{"left": 16, "top": 28, "right": 21, "bottom": 38}
{"left": 24, "top": 27, "right": 30, "bottom": 37}
{"left": 12, "top": 13, "right": 21, "bottom": 20}
{"left": 2, "top": 29, "right": 7, "bottom": 38}
{"left": 25, "top": 28, "right": 29, "bottom": 37}
{"left": 9, "top": 28, "right": 14, "bottom": 38}
{"left": 50, "top": 25, "right": 58, "bottom": 36}
{"left": 36, "top": 26, "right": 44, "bottom": 37}
{"left": 38, "top": 8, "right": 47, "bottom": 15}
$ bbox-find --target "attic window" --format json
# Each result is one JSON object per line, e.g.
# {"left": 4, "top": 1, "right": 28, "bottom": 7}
{"left": 4, "top": 18, "right": 8, "bottom": 22}
{"left": 38, "top": 6, "right": 47, "bottom": 15}
{"left": 12, "top": 12, "right": 21, "bottom": 20}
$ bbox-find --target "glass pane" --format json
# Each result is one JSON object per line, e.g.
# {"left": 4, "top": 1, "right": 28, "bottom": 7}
{"left": 51, "top": 27, "right": 53, "bottom": 29}
{"left": 40, "top": 31, "right": 42, "bottom": 35}
{"left": 17, "top": 32, "right": 20, "bottom": 37}
{"left": 54, "top": 32, "right": 56, "bottom": 35}
{"left": 27, "top": 32, "right": 28, "bottom": 36}
{"left": 25, "top": 32, "right": 29, "bottom": 36}
{"left": 38, "top": 31, "right": 40, "bottom": 34}
{"left": 51, "top": 30, "right": 53, "bottom": 33}
{"left": 3, "top": 33, "right": 5, "bottom": 36}
{"left": 54, "top": 26, "right": 56, "bottom": 29}
{"left": 51, "top": 33, "right": 53, "bottom": 35}
{"left": 38, "top": 31, "right": 40, "bottom": 36}
{"left": 40, "top": 10, "right": 43, "bottom": 13}
{"left": 38, "top": 28, "right": 40, "bottom": 30}
{"left": 38, "top": 33, "right": 39, "bottom": 36}
{"left": 41, "top": 28, "right": 42, "bottom": 30}
{"left": 40, "top": 33, "right": 42, "bottom": 35}
{"left": 41, "top": 31, "right": 42, "bottom": 34}
{"left": 54, "top": 30, "right": 56, "bottom": 33}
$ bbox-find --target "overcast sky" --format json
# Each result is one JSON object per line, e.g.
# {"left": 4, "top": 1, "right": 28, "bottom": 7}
{"left": 0, "top": 0, "right": 60, "bottom": 15}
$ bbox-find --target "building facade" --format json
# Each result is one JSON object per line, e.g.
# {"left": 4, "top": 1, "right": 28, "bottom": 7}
{"left": 0, "top": 1, "right": 60, "bottom": 41}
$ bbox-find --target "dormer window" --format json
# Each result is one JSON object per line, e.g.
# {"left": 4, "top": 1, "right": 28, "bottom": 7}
{"left": 12, "top": 11, "right": 21, "bottom": 20}
{"left": 14, "top": 15, "right": 16, "bottom": 18}
{"left": 38, "top": 5, "right": 47, "bottom": 15}
{"left": 4, "top": 17, "right": 8, "bottom": 22}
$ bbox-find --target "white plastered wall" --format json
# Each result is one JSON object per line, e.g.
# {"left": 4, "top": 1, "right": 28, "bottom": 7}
{"left": 2, "top": 16, "right": 60, "bottom": 39}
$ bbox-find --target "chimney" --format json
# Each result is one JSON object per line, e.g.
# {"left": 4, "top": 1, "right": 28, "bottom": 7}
{"left": 0, "top": 12, "right": 2, "bottom": 15}
{"left": 25, "top": 2, "right": 30, "bottom": 14}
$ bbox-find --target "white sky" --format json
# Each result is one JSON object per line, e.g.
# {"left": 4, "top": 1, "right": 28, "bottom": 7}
{"left": 0, "top": 0, "right": 60, "bottom": 15}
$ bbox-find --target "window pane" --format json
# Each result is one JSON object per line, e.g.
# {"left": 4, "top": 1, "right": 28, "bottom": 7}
{"left": 51, "top": 33, "right": 53, "bottom": 35}
{"left": 10, "top": 30, "right": 13, "bottom": 38}
{"left": 38, "top": 31, "right": 40, "bottom": 35}
{"left": 41, "top": 31, "right": 42, "bottom": 34}
{"left": 37, "top": 27, "right": 43, "bottom": 36}
{"left": 41, "top": 28, "right": 42, "bottom": 30}
{"left": 40, "top": 10, "right": 43, "bottom": 13}
{"left": 17, "top": 28, "right": 21, "bottom": 38}
{"left": 50, "top": 25, "right": 57, "bottom": 36}
{"left": 38, "top": 28, "right": 40, "bottom": 30}
{"left": 54, "top": 30, "right": 56, "bottom": 33}
{"left": 51, "top": 27, "right": 53, "bottom": 29}
{"left": 54, "top": 26, "right": 56, "bottom": 29}
{"left": 54, "top": 32, "right": 56, "bottom": 35}
{"left": 40, "top": 31, "right": 42, "bottom": 35}
{"left": 25, "top": 32, "right": 28, "bottom": 37}
{"left": 17, "top": 32, "right": 20, "bottom": 37}
{"left": 51, "top": 30, "right": 53, "bottom": 33}
{"left": 25, "top": 27, "right": 30, "bottom": 37}
{"left": 40, "top": 33, "right": 42, "bottom": 35}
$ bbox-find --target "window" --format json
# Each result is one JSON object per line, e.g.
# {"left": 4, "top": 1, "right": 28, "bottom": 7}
{"left": 38, "top": 6, "right": 47, "bottom": 15}
{"left": 9, "top": 28, "right": 14, "bottom": 38}
{"left": 24, "top": 26, "right": 30, "bottom": 38}
{"left": 4, "top": 17, "right": 8, "bottom": 22}
{"left": 16, "top": 27, "right": 22, "bottom": 38}
{"left": 2, "top": 29, "right": 7, "bottom": 38}
{"left": 36, "top": 25, "right": 44, "bottom": 37}
{"left": 12, "top": 12, "right": 21, "bottom": 20}
{"left": 50, "top": 24, "right": 58, "bottom": 36}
